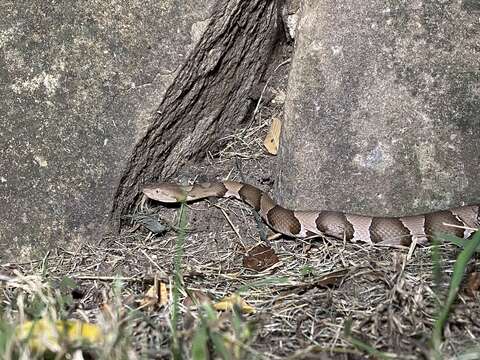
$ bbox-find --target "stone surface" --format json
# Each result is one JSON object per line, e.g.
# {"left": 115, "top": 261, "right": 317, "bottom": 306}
{"left": 276, "top": 0, "right": 480, "bottom": 216}
{"left": 0, "top": 0, "right": 278, "bottom": 260}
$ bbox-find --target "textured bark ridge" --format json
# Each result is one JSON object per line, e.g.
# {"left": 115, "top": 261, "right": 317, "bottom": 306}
{"left": 111, "top": 0, "right": 280, "bottom": 226}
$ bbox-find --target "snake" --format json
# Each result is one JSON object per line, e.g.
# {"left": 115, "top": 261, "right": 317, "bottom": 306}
{"left": 142, "top": 181, "right": 479, "bottom": 246}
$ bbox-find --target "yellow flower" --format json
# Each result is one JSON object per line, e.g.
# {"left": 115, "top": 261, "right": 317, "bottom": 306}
{"left": 213, "top": 294, "right": 256, "bottom": 314}
{"left": 16, "top": 318, "right": 103, "bottom": 353}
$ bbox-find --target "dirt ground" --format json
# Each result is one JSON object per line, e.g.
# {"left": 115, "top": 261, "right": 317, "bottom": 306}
{"left": 3, "top": 51, "right": 480, "bottom": 359}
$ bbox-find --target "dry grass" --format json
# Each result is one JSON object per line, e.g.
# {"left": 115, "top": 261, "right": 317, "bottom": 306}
{"left": 2, "top": 215, "right": 480, "bottom": 358}
{"left": 3, "top": 120, "right": 480, "bottom": 359}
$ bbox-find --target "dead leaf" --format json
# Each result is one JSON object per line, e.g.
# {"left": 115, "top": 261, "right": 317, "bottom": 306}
{"left": 214, "top": 294, "right": 256, "bottom": 314}
{"left": 243, "top": 244, "right": 279, "bottom": 271}
{"left": 465, "top": 272, "right": 480, "bottom": 297}
{"left": 263, "top": 117, "right": 282, "bottom": 155}
{"left": 139, "top": 277, "right": 169, "bottom": 308}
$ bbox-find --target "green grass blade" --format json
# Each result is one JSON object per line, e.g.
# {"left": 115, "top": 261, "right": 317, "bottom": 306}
{"left": 210, "top": 332, "right": 231, "bottom": 360}
{"left": 437, "top": 233, "right": 480, "bottom": 252}
{"left": 171, "top": 202, "right": 188, "bottom": 360}
{"left": 430, "top": 231, "right": 480, "bottom": 357}
{"left": 431, "top": 236, "right": 443, "bottom": 293}
{"left": 191, "top": 322, "right": 209, "bottom": 360}
{"left": 205, "top": 305, "right": 232, "bottom": 360}
{"left": 0, "top": 320, "right": 14, "bottom": 356}
{"left": 457, "top": 348, "right": 480, "bottom": 360}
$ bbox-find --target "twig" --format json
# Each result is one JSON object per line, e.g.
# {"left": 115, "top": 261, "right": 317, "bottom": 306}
{"left": 442, "top": 222, "right": 478, "bottom": 232}
{"left": 215, "top": 205, "right": 246, "bottom": 250}
{"left": 139, "top": 249, "right": 168, "bottom": 275}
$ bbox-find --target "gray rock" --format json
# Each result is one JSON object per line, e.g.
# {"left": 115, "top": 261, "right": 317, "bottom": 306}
{"left": 276, "top": 0, "right": 480, "bottom": 216}
{"left": 0, "top": 0, "right": 279, "bottom": 260}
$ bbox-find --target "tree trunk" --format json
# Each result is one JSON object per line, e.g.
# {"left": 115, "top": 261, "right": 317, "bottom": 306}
{"left": 111, "top": 0, "right": 282, "bottom": 226}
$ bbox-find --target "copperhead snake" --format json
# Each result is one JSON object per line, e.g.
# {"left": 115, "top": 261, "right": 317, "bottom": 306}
{"left": 142, "top": 181, "right": 479, "bottom": 246}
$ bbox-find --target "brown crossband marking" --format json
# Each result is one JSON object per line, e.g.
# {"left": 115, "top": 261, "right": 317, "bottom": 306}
{"left": 144, "top": 180, "right": 480, "bottom": 244}
{"left": 238, "top": 184, "right": 262, "bottom": 211}
{"left": 424, "top": 211, "right": 465, "bottom": 238}
{"left": 370, "top": 217, "right": 412, "bottom": 245}
{"left": 315, "top": 211, "right": 354, "bottom": 240}
{"left": 267, "top": 205, "right": 301, "bottom": 235}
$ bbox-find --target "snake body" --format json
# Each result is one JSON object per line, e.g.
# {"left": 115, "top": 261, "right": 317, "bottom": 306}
{"left": 142, "top": 181, "right": 479, "bottom": 245}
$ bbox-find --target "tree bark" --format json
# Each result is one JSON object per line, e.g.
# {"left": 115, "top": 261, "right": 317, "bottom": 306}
{"left": 111, "top": 0, "right": 282, "bottom": 226}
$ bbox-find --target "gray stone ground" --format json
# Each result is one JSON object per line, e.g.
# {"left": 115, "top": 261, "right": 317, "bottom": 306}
{"left": 0, "top": 0, "right": 215, "bottom": 259}
{"left": 277, "top": 0, "right": 480, "bottom": 216}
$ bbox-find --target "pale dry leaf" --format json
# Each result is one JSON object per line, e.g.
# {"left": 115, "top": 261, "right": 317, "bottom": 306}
{"left": 263, "top": 117, "right": 282, "bottom": 155}
{"left": 139, "top": 281, "right": 169, "bottom": 308}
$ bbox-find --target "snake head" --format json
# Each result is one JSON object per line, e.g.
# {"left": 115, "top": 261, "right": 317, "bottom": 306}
{"left": 142, "top": 183, "right": 189, "bottom": 203}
